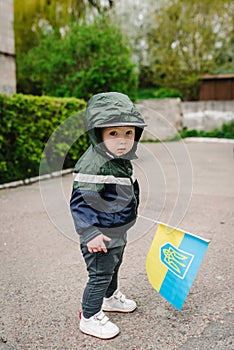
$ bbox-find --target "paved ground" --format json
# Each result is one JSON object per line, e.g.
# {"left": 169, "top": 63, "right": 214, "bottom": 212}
{"left": 0, "top": 141, "right": 234, "bottom": 350}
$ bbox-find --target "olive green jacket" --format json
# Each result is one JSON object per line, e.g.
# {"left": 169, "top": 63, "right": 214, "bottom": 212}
{"left": 70, "top": 92, "right": 145, "bottom": 247}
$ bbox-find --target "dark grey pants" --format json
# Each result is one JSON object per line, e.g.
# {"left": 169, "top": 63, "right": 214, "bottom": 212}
{"left": 80, "top": 244, "right": 125, "bottom": 319}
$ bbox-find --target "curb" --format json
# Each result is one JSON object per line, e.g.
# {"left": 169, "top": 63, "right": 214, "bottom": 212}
{"left": 1, "top": 138, "right": 233, "bottom": 190}
{"left": 0, "top": 168, "right": 73, "bottom": 190}
{"left": 183, "top": 137, "right": 234, "bottom": 144}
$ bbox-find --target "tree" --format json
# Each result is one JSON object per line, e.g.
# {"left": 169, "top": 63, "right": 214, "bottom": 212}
{"left": 18, "top": 18, "right": 138, "bottom": 101}
{"left": 14, "top": 0, "right": 119, "bottom": 95}
{"left": 14, "top": 0, "right": 114, "bottom": 55}
{"left": 144, "top": 0, "right": 234, "bottom": 99}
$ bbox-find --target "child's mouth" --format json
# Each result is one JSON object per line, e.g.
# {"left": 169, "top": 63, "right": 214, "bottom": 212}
{"left": 117, "top": 148, "right": 126, "bottom": 153}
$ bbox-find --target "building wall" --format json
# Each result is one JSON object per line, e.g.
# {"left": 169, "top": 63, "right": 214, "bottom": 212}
{"left": 0, "top": 0, "right": 16, "bottom": 94}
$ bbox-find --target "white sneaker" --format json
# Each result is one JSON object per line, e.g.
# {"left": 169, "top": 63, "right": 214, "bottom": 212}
{"left": 79, "top": 310, "right": 120, "bottom": 339}
{"left": 102, "top": 290, "right": 137, "bottom": 313}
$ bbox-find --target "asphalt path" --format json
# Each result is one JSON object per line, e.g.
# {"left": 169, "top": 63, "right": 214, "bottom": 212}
{"left": 0, "top": 140, "right": 233, "bottom": 350}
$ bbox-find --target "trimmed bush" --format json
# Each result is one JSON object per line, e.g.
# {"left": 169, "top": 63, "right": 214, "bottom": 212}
{"left": 0, "top": 94, "right": 88, "bottom": 184}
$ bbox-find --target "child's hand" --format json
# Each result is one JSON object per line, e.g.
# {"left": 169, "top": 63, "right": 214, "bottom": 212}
{"left": 87, "top": 234, "right": 111, "bottom": 253}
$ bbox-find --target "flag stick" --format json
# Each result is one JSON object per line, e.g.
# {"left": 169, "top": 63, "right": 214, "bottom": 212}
{"left": 138, "top": 215, "right": 211, "bottom": 243}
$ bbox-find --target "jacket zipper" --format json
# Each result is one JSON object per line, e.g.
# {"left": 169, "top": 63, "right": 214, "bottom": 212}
{"left": 124, "top": 162, "right": 138, "bottom": 215}
{"left": 113, "top": 158, "right": 138, "bottom": 216}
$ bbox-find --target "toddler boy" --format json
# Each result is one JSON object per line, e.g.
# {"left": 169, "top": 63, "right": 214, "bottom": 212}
{"left": 70, "top": 92, "right": 145, "bottom": 339}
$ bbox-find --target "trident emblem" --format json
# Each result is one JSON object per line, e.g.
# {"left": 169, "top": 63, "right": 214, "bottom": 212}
{"left": 160, "top": 243, "right": 194, "bottom": 279}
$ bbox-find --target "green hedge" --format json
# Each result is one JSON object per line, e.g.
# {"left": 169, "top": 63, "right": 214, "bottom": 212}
{"left": 0, "top": 94, "right": 89, "bottom": 184}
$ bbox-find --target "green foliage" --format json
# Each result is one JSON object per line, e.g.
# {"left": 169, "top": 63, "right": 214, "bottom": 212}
{"left": 17, "top": 18, "right": 138, "bottom": 101}
{"left": 144, "top": 0, "right": 234, "bottom": 100}
{"left": 137, "top": 87, "right": 183, "bottom": 100}
{"left": 137, "top": 88, "right": 159, "bottom": 100}
{"left": 153, "top": 88, "right": 183, "bottom": 99}
{"left": 0, "top": 94, "right": 88, "bottom": 184}
{"left": 14, "top": 0, "right": 112, "bottom": 55}
{"left": 179, "top": 121, "right": 234, "bottom": 139}
{"left": 222, "top": 120, "right": 234, "bottom": 139}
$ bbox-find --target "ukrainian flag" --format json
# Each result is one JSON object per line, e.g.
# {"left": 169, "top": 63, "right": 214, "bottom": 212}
{"left": 146, "top": 223, "right": 210, "bottom": 310}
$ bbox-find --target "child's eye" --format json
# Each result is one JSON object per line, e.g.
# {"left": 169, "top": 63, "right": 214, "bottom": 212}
{"left": 110, "top": 131, "right": 117, "bottom": 136}
{"left": 126, "top": 130, "right": 133, "bottom": 135}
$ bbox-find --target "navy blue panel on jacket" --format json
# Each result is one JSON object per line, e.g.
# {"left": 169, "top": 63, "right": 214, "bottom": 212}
{"left": 70, "top": 177, "right": 139, "bottom": 246}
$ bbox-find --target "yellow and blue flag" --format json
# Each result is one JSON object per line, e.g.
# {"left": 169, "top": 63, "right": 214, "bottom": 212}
{"left": 146, "top": 223, "right": 210, "bottom": 310}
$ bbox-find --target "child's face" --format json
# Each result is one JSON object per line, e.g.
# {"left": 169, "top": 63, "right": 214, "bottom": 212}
{"left": 102, "top": 126, "right": 135, "bottom": 157}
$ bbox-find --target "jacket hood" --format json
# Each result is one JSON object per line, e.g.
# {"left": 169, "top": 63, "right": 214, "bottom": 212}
{"left": 85, "top": 92, "right": 146, "bottom": 159}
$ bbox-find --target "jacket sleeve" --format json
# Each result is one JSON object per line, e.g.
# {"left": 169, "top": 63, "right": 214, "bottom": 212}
{"left": 70, "top": 187, "right": 103, "bottom": 244}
